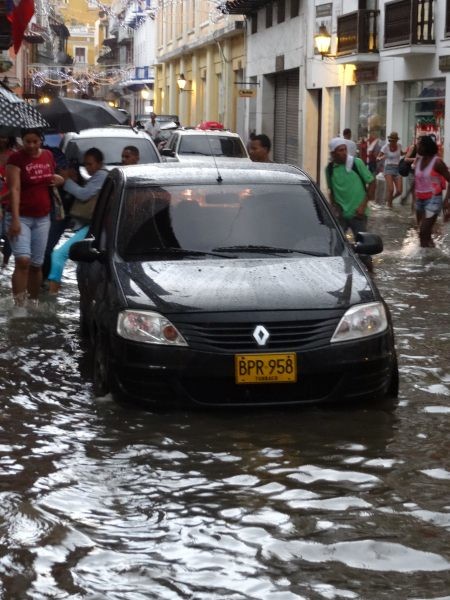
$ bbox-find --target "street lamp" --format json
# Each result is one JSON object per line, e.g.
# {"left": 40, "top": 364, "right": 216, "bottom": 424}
{"left": 141, "top": 87, "right": 151, "bottom": 100}
{"left": 314, "top": 23, "right": 332, "bottom": 59}
{"left": 177, "top": 73, "right": 193, "bottom": 92}
{"left": 177, "top": 73, "right": 187, "bottom": 90}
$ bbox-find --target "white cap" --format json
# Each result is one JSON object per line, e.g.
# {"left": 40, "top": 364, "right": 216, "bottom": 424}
{"left": 329, "top": 137, "right": 347, "bottom": 152}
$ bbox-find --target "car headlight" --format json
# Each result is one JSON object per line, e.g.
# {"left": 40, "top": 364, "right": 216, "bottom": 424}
{"left": 117, "top": 310, "right": 188, "bottom": 346}
{"left": 331, "top": 302, "right": 388, "bottom": 343}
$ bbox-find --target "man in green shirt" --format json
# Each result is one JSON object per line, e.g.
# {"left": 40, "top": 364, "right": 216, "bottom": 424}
{"left": 325, "top": 137, "right": 376, "bottom": 270}
{"left": 326, "top": 137, "right": 375, "bottom": 224}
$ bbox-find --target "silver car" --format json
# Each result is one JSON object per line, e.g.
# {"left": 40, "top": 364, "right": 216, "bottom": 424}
{"left": 160, "top": 128, "right": 251, "bottom": 164}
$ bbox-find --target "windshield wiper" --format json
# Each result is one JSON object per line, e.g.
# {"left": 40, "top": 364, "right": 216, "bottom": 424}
{"left": 145, "top": 247, "right": 236, "bottom": 258}
{"left": 212, "top": 245, "right": 328, "bottom": 257}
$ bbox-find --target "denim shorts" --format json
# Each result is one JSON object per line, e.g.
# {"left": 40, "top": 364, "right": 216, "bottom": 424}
{"left": 384, "top": 164, "right": 400, "bottom": 177}
{"left": 416, "top": 195, "right": 443, "bottom": 219}
{"left": 4, "top": 213, "right": 51, "bottom": 266}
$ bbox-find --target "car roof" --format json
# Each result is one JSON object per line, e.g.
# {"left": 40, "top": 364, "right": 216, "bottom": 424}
{"left": 111, "top": 162, "right": 312, "bottom": 186}
{"left": 173, "top": 128, "right": 243, "bottom": 138}
{"left": 63, "top": 126, "right": 149, "bottom": 140}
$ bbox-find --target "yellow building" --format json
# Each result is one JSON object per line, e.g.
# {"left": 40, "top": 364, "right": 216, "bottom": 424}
{"left": 154, "top": 1, "right": 246, "bottom": 132}
{"left": 56, "top": 0, "right": 110, "bottom": 67}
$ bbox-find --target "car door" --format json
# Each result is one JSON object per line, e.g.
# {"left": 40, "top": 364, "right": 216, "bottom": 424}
{"left": 77, "top": 176, "right": 119, "bottom": 331}
{"left": 162, "top": 132, "right": 179, "bottom": 162}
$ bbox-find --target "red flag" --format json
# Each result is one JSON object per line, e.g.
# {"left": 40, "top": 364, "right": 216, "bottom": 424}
{"left": 7, "top": 0, "right": 35, "bottom": 54}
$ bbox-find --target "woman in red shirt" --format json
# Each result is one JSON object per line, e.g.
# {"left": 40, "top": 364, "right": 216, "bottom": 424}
{"left": 5, "top": 128, "right": 64, "bottom": 308}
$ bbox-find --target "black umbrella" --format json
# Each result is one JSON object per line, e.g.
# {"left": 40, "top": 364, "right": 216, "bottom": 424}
{"left": 0, "top": 84, "right": 50, "bottom": 135}
{"left": 36, "top": 97, "right": 129, "bottom": 133}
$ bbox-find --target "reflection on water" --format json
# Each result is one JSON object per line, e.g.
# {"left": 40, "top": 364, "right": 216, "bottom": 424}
{"left": 0, "top": 205, "right": 449, "bottom": 599}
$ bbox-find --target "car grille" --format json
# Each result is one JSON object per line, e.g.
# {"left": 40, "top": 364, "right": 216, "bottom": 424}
{"left": 174, "top": 316, "right": 341, "bottom": 353}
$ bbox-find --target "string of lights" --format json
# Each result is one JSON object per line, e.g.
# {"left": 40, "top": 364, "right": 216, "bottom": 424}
{"left": 86, "top": 0, "right": 231, "bottom": 29}
{"left": 28, "top": 0, "right": 235, "bottom": 92}
{"left": 28, "top": 64, "right": 134, "bottom": 91}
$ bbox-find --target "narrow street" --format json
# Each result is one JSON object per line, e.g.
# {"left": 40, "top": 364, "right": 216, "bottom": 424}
{"left": 0, "top": 202, "right": 449, "bottom": 599}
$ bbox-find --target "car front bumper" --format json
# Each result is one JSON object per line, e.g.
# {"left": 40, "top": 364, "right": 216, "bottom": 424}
{"left": 107, "top": 332, "right": 397, "bottom": 407}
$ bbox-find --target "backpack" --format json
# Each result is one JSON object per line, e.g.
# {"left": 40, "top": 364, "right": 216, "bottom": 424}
{"left": 326, "top": 158, "right": 367, "bottom": 191}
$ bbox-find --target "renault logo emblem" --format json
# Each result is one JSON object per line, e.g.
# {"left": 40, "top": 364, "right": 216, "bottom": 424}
{"left": 253, "top": 325, "right": 270, "bottom": 346}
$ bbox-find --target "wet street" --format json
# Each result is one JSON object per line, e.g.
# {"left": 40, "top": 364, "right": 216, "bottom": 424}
{"left": 0, "top": 202, "right": 449, "bottom": 599}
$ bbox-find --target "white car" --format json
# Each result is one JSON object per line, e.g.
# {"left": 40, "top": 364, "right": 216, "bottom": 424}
{"left": 61, "top": 125, "right": 160, "bottom": 180}
{"left": 160, "top": 128, "right": 251, "bottom": 164}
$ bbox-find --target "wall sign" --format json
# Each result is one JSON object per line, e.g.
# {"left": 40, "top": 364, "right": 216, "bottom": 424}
{"left": 238, "top": 89, "right": 256, "bottom": 98}
{"left": 438, "top": 55, "right": 450, "bottom": 72}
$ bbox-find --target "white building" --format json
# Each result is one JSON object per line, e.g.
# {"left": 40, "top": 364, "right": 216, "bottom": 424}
{"left": 227, "top": 0, "right": 450, "bottom": 189}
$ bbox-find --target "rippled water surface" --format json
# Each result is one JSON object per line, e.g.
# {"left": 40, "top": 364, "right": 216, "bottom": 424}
{"left": 0, "top": 205, "right": 449, "bottom": 599}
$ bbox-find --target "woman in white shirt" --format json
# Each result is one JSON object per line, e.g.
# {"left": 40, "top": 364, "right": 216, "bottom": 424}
{"left": 377, "top": 132, "right": 403, "bottom": 208}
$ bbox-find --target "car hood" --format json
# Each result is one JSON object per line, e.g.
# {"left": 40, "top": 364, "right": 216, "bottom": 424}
{"left": 115, "top": 256, "right": 376, "bottom": 313}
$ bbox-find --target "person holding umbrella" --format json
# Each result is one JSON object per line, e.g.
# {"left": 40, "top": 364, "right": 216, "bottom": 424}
{"left": 5, "top": 128, "right": 64, "bottom": 311}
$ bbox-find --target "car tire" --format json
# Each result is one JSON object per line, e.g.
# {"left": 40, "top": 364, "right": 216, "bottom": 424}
{"left": 93, "top": 334, "right": 112, "bottom": 397}
{"left": 387, "top": 355, "right": 399, "bottom": 398}
{"left": 79, "top": 301, "right": 89, "bottom": 338}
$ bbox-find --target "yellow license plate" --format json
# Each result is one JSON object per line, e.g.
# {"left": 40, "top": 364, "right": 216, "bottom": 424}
{"left": 235, "top": 353, "right": 297, "bottom": 384}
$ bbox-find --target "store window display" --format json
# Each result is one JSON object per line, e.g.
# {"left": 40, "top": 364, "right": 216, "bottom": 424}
{"left": 404, "top": 80, "right": 445, "bottom": 154}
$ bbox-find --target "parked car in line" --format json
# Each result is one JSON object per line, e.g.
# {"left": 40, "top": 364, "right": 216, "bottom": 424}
{"left": 69, "top": 162, "right": 398, "bottom": 408}
{"left": 61, "top": 125, "right": 161, "bottom": 180}
{"left": 134, "top": 114, "right": 181, "bottom": 130}
{"left": 160, "top": 128, "right": 251, "bottom": 164}
{"left": 154, "top": 120, "right": 180, "bottom": 152}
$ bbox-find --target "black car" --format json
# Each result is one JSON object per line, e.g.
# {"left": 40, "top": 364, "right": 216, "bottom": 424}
{"left": 70, "top": 162, "right": 398, "bottom": 407}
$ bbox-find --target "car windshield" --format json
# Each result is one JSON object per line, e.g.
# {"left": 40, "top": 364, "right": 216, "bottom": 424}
{"left": 64, "top": 137, "right": 159, "bottom": 165}
{"left": 117, "top": 184, "right": 345, "bottom": 260}
{"left": 178, "top": 135, "right": 246, "bottom": 157}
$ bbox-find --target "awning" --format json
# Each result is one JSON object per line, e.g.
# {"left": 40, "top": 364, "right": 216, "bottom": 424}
{"left": 103, "top": 36, "right": 118, "bottom": 48}
{"left": 24, "top": 31, "right": 45, "bottom": 43}
{"left": 221, "top": 0, "right": 272, "bottom": 15}
{"left": 50, "top": 22, "right": 70, "bottom": 38}
{"left": 118, "top": 78, "right": 154, "bottom": 92}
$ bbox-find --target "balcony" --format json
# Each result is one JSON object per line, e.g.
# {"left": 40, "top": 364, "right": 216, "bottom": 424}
{"left": 97, "top": 46, "right": 118, "bottom": 64}
{"left": 335, "top": 9, "right": 379, "bottom": 64}
{"left": 383, "top": 0, "right": 435, "bottom": 56}
{"left": 22, "top": 77, "right": 40, "bottom": 100}
{"left": 220, "top": 0, "right": 272, "bottom": 15}
{"left": 103, "top": 36, "right": 118, "bottom": 48}
{"left": 24, "top": 23, "right": 46, "bottom": 44}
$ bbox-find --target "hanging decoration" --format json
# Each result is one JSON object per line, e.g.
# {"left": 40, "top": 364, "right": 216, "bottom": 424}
{"left": 28, "top": 64, "right": 134, "bottom": 92}
{"left": 89, "top": 0, "right": 157, "bottom": 29}
{"left": 86, "top": 0, "right": 231, "bottom": 29}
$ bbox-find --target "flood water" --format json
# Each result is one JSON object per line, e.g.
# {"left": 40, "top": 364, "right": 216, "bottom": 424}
{"left": 0, "top": 202, "right": 449, "bottom": 599}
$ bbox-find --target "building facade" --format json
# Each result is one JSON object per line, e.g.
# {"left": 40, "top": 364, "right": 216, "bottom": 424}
{"left": 308, "top": 0, "right": 450, "bottom": 189}
{"left": 154, "top": 0, "right": 246, "bottom": 133}
{"left": 221, "top": 0, "right": 450, "bottom": 190}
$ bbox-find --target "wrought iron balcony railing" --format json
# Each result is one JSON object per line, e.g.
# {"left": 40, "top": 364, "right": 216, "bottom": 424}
{"left": 337, "top": 9, "right": 379, "bottom": 55}
{"left": 445, "top": 0, "right": 450, "bottom": 36}
{"left": 22, "top": 77, "right": 40, "bottom": 99}
{"left": 384, "top": 0, "right": 434, "bottom": 47}
{"left": 221, "top": 0, "right": 272, "bottom": 15}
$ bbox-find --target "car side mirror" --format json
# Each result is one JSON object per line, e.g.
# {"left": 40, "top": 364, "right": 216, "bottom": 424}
{"left": 69, "top": 238, "right": 104, "bottom": 262}
{"left": 353, "top": 232, "right": 383, "bottom": 255}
